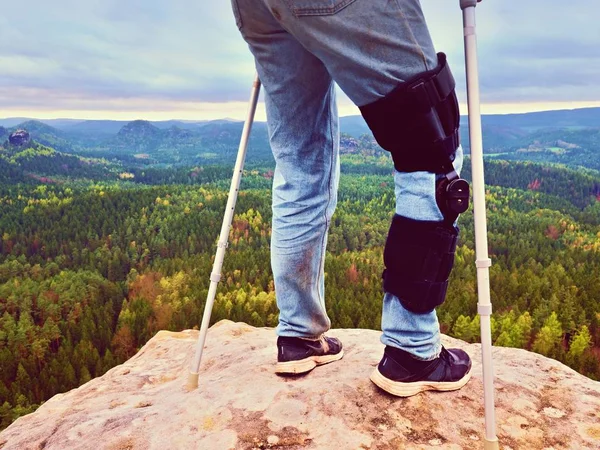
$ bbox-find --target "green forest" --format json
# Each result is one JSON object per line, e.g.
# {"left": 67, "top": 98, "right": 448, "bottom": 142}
{"left": 1, "top": 139, "right": 600, "bottom": 431}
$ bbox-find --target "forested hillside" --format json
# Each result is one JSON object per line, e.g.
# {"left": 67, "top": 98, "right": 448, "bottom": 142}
{"left": 3, "top": 107, "right": 599, "bottom": 170}
{"left": 1, "top": 139, "right": 600, "bottom": 431}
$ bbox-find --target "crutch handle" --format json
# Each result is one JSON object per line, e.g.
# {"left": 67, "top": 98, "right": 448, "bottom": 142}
{"left": 460, "top": 0, "right": 482, "bottom": 10}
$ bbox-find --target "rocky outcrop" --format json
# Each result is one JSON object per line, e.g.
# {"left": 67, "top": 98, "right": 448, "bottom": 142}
{"left": 1, "top": 320, "right": 599, "bottom": 449}
{"left": 8, "top": 130, "right": 30, "bottom": 147}
{"left": 113, "top": 120, "right": 177, "bottom": 152}
{"left": 117, "top": 120, "right": 161, "bottom": 139}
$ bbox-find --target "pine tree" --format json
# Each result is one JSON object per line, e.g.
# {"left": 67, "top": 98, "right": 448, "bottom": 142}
{"left": 94, "top": 357, "right": 103, "bottom": 378}
{"left": 47, "top": 376, "right": 59, "bottom": 398}
{"left": 494, "top": 331, "right": 513, "bottom": 348}
{"left": 62, "top": 362, "right": 77, "bottom": 389}
{"left": 102, "top": 349, "right": 116, "bottom": 374}
{"left": 0, "top": 347, "right": 16, "bottom": 384}
{"left": 567, "top": 325, "right": 592, "bottom": 368}
{"left": 0, "top": 380, "right": 11, "bottom": 405}
{"left": 79, "top": 367, "right": 92, "bottom": 385}
{"left": 468, "top": 314, "right": 481, "bottom": 342}
{"left": 532, "top": 312, "right": 563, "bottom": 358}
{"left": 0, "top": 401, "right": 14, "bottom": 430}
{"left": 111, "top": 325, "right": 136, "bottom": 362}
{"left": 510, "top": 312, "right": 533, "bottom": 349}
{"left": 12, "top": 364, "right": 30, "bottom": 403}
{"left": 452, "top": 315, "right": 472, "bottom": 342}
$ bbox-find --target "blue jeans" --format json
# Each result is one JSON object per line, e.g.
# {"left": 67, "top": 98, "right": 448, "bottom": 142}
{"left": 231, "top": 0, "right": 463, "bottom": 360}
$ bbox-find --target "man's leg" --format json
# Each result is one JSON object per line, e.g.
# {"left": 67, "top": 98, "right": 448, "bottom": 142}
{"left": 232, "top": 0, "right": 343, "bottom": 374}
{"left": 236, "top": 0, "right": 472, "bottom": 393}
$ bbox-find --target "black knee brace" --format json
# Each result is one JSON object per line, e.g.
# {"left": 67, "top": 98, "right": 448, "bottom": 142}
{"left": 359, "top": 52, "right": 470, "bottom": 225}
{"left": 383, "top": 215, "right": 458, "bottom": 314}
{"left": 359, "top": 53, "right": 460, "bottom": 175}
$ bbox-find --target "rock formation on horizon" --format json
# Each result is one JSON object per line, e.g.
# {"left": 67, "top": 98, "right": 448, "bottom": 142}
{"left": 7, "top": 129, "right": 31, "bottom": 147}
{"left": 1, "top": 320, "right": 599, "bottom": 449}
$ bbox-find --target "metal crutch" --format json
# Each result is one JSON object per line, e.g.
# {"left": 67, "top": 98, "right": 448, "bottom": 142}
{"left": 187, "top": 74, "right": 262, "bottom": 389}
{"left": 459, "top": 1, "right": 499, "bottom": 449}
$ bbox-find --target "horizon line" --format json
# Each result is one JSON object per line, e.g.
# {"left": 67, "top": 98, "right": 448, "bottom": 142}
{"left": 2, "top": 102, "right": 600, "bottom": 123}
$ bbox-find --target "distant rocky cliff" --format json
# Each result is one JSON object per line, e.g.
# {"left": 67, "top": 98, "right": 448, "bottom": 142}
{"left": 1, "top": 320, "right": 599, "bottom": 449}
{"left": 7, "top": 130, "right": 30, "bottom": 147}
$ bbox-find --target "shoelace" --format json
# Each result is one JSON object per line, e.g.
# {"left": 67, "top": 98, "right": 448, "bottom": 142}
{"left": 437, "top": 346, "right": 463, "bottom": 380}
{"left": 439, "top": 346, "right": 452, "bottom": 364}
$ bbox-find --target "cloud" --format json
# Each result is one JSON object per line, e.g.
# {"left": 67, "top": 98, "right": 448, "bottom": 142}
{"left": 0, "top": 0, "right": 599, "bottom": 118}
{"left": 422, "top": 0, "right": 600, "bottom": 105}
{"left": 0, "top": 1, "right": 253, "bottom": 105}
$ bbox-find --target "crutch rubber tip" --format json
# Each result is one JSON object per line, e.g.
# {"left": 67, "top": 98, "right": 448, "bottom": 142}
{"left": 186, "top": 372, "right": 199, "bottom": 390}
{"left": 484, "top": 438, "right": 499, "bottom": 450}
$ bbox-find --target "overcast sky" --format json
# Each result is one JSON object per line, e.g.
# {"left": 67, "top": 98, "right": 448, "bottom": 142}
{"left": 1, "top": 0, "right": 599, "bottom": 120}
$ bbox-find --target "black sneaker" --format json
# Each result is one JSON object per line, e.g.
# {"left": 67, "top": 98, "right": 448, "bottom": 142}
{"left": 275, "top": 335, "right": 344, "bottom": 374}
{"left": 370, "top": 345, "right": 472, "bottom": 397}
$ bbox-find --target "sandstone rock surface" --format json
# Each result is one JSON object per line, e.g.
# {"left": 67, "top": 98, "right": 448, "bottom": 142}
{"left": 1, "top": 320, "right": 599, "bottom": 449}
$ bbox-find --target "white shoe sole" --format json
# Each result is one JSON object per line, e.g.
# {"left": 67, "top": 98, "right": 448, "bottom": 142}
{"left": 275, "top": 350, "right": 344, "bottom": 374}
{"left": 370, "top": 366, "right": 472, "bottom": 397}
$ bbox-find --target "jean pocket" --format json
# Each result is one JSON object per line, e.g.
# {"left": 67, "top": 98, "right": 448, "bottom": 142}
{"left": 231, "top": 0, "right": 243, "bottom": 29}
{"left": 284, "top": 0, "right": 358, "bottom": 17}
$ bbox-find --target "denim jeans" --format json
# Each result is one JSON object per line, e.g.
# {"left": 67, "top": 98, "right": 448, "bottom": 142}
{"left": 231, "top": 0, "right": 463, "bottom": 360}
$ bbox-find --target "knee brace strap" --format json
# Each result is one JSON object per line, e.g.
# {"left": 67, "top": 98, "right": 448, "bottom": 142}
{"left": 359, "top": 53, "right": 459, "bottom": 174}
{"left": 383, "top": 215, "right": 458, "bottom": 314}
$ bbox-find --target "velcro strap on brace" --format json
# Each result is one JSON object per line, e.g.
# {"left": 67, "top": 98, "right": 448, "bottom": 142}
{"left": 359, "top": 52, "right": 459, "bottom": 174}
{"left": 383, "top": 215, "right": 458, "bottom": 314}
